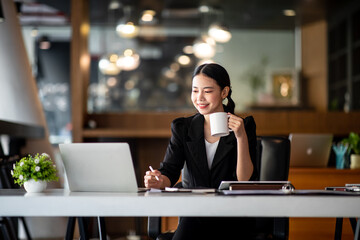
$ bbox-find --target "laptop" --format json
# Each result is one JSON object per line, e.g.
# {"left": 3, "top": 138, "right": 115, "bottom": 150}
{"left": 59, "top": 143, "right": 138, "bottom": 192}
{"left": 289, "top": 133, "right": 333, "bottom": 167}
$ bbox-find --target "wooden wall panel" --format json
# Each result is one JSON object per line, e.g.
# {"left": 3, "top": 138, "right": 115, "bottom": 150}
{"left": 301, "top": 20, "right": 328, "bottom": 111}
{"left": 71, "top": 0, "right": 90, "bottom": 143}
{"left": 136, "top": 138, "right": 170, "bottom": 187}
{"left": 83, "top": 111, "right": 360, "bottom": 138}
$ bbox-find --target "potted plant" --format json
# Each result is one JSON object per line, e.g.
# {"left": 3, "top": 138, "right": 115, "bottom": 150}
{"left": 342, "top": 132, "right": 360, "bottom": 169}
{"left": 11, "top": 153, "right": 59, "bottom": 193}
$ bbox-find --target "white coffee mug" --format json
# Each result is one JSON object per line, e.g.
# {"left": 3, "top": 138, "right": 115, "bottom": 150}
{"left": 209, "top": 112, "right": 230, "bottom": 137}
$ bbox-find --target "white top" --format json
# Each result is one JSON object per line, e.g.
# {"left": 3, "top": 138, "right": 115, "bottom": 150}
{"left": 205, "top": 139, "right": 219, "bottom": 169}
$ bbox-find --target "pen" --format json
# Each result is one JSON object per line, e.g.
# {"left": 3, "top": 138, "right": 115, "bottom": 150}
{"left": 149, "top": 166, "right": 160, "bottom": 181}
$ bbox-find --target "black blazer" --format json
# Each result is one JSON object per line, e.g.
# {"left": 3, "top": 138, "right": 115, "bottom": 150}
{"left": 159, "top": 113, "right": 258, "bottom": 188}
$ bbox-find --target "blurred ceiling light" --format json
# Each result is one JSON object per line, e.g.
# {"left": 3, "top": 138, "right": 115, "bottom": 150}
{"left": 198, "top": 5, "right": 210, "bottom": 13}
{"left": 116, "top": 49, "right": 140, "bottom": 71}
{"left": 140, "top": 10, "right": 157, "bottom": 24}
{"left": 39, "top": 36, "right": 51, "bottom": 50}
{"left": 167, "top": 82, "right": 179, "bottom": 92}
{"left": 163, "top": 68, "right": 176, "bottom": 79}
{"left": 170, "top": 62, "right": 180, "bottom": 72}
{"left": 183, "top": 45, "right": 194, "bottom": 54}
{"left": 283, "top": 9, "right": 296, "bottom": 16}
{"left": 128, "top": 88, "right": 140, "bottom": 101}
{"left": 106, "top": 77, "right": 118, "bottom": 87}
{"left": 116, "top": 6, "right": 139, "bottom": 38}
{"left": 125, "top": 79, "right": 136, "bottom": 90}
{"left": 116, "top": 21, "right": 139, "bottom": 38}
{"left": 108, "top": 0, "right": 121, "bottom": 10}
{"left": 30, "top": 27, "right": 38, "bottom": 37}
{"left": 193, "top": 35, "right": 216, "bottom": 59}
{"left": 177, "top": 55, "right": 191, "bottom": 66}
{"left": 98, "top": 54, "right": 121, "bottom": 75}
{"left": 96, "top": 83, "right": 109, "bottom": 95}
{"left": 208, "top": 23, "right": 232, "bottom": 43}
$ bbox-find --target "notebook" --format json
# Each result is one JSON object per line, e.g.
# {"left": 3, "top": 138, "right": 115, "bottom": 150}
{"left": 289, "top": 133, "right": 333, "bottom": 167}
{"left": 59, "top": 142, "right": 138, "bottom": 192}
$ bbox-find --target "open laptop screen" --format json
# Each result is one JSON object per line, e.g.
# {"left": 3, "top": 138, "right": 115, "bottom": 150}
{"left": 289, "top": 133, "right": 333, "bottom": 167}
{"left": 59, "top": 143, "right": 138, "bottom": 192}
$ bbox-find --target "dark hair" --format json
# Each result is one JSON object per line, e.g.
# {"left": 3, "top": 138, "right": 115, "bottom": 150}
{"left": 192, "top": 63, "right": 235, "bottom": 114}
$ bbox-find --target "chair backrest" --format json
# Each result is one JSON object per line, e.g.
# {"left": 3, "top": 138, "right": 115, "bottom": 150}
{"left": 255, "top": 136, "right": 291, "bottom": 240}
{"left": 0, "top": 156, "right": 20, "bottom": 189}
{"left": 256, "top": 136, "right": 291, "bottom": 181}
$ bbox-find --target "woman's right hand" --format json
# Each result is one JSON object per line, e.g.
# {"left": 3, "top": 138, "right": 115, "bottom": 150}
{"left": 144, "top": 169, "right": 163, "bottom": 189}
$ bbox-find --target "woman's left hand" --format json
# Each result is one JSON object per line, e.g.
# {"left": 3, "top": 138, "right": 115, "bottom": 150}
{"left": 227, "top": 113, "right": 246, "bottom": 139}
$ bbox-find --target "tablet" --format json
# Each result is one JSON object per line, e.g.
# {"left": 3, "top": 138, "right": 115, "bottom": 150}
{"left": 218, "top": 181, "right": 292, "bottom": 190}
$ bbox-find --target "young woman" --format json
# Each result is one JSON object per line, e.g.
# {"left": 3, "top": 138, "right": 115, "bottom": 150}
{"left": 144, "top": 63, "right": 257, "bottom": 239}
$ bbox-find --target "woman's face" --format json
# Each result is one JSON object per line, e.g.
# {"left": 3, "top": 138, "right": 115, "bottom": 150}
{"left": 191, "top": 74, "right": 229, "bottom": 115}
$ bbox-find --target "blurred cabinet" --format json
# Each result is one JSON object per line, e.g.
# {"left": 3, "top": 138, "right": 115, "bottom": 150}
{"left": 288, "top": 168, "right": 360, "bottom": 240}
{"left": 328, "top": 1, "right": 360, "bottom": 110}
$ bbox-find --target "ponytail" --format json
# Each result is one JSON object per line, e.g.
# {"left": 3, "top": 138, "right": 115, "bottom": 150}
{"left": 223, "top": 88, "right": 235, "bottom": 114}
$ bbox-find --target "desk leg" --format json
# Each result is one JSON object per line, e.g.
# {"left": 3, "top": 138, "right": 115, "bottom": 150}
{"left": 354, "top": 218, "right": 359, "bottom": 240}
{"left": 97, "top": 217, "right": 107, "bottom": 240}
{"left": 335, "top": 218, "right": 343, "bottom": 240}
{"left": 5, "top": 217, "right": 18, "bottom": 240}
{"left": 78, "top": 217, "right": 89, "bottom": 240}
{"left": 65, "top": 217, "right": 76, "bottom": 240}
{"left": 350, "top": 218, "right": 357, "bottom": 233}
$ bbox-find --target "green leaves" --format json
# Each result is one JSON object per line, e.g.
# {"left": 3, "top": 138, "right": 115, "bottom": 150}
{"left": 11, "top": 153, "right": 59, "bottom": 186}
{"left": 342, "top": 132, "right": 360, "bottom": 155}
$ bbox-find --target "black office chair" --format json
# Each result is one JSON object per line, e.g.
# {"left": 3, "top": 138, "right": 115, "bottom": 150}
{"left": 148, "top": 136, "right": 291, "bottom": 240}
{"left": 0, "top": 155, "right": 33, "bottom": 240}
{"left": 253, "top": 136, "right": 291, "bottom": 240}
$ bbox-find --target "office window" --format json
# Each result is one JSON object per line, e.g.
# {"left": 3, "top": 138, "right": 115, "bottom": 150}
{"left": 21, "top": 26, "right": 72, "bottom": 144}
{"left": 87, "top": 0, "right": 297, "bottom": 113}
{"left": 35, "top": 40, "right": 72, "bottom": 144}
{"left": 328, "top": 1, "right": 360, "bottom": 111}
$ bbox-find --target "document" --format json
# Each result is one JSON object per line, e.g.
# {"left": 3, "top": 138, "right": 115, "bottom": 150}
{"left": 165, "top": 187, "right": 216, "bottom": 193}
{"left": 147, "top": 187, "right": 216, "bottom": 194}
{"left": 221, "top": 189, "right": 360, "bottom": 196}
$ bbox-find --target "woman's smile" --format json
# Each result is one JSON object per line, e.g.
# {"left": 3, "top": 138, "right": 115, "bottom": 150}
{"left": 197, "top": 103, "right": 209, "bottom": 109}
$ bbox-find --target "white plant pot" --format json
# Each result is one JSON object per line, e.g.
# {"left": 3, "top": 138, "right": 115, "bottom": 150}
{"left": 350, "top": 154, "right": 360, "bottom": 169}
{"left": 24, "top": 179, "right": 47, "bottom": 193}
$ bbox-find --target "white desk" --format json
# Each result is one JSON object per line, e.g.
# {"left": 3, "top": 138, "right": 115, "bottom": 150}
{"left": 0, "top": 189, "right": 360, "bottom": 218}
